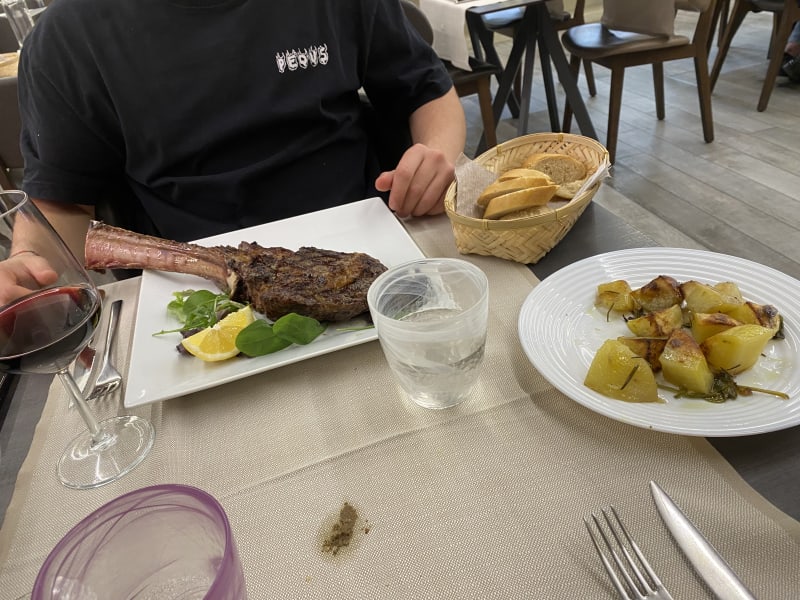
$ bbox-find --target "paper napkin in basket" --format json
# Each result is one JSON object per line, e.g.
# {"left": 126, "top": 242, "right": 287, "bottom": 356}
{"left": 452, "top": 153, "right": 497, "bottom": 218}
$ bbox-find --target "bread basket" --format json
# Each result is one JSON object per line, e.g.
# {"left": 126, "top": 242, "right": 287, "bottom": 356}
{"left": 445, "top": 133, "right": 609, "bottom": 264}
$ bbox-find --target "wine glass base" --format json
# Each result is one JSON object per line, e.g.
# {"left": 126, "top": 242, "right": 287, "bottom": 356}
{"left": 57, "top": 415, "right": 155, "bottom": 490}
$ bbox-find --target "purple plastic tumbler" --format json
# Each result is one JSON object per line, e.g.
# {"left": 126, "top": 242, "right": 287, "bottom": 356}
{"left": 31, "top": 484, "right": 247, "bottom": 599}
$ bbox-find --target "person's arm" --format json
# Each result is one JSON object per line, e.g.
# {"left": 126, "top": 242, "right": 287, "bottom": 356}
{"left": 30, "top": 198, "right": 95, "bottom": 260}
{"left": 0, "top": 198, "right": 92, "bottom": 305}
{"left": 374, "top": 87, "right": 466, "bottom": 218}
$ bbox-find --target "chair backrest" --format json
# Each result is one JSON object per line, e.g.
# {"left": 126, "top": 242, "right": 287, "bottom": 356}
{"left": 0, "top": 76, "right": 23, "bottom": 189}
{"left": 0, "top": 15, "right": 20, "bottom": 53}
{"left": 399, "top": 0, "right": 434, "bottom": 46}
{"left": 601, "top": 0, "right": 678, "bottom": 37}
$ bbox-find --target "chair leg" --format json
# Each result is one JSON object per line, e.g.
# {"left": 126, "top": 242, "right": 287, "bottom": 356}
{"left": 606, "top": 67, "right": 625, "bottom": 165}
{"left": 768, "top": 12, "right": 779, "bottom": 59}
{"left": 583, "top": 60, "right": 597, "bottom": 97}
{"left": 653, "top": 62, "right": 665, "bottom": 120}
{"left": 710, "top": 0, "right": 749, "bottom": 91}
{"left": 476, "top": 78, "right": 498, "bottom": 149}
{"left": 694, "top": 51, "right": 715, "bottom": 142}
{"left": 758, "top": 3, "right": 800, "bottom": 112}
{"left": 561, "top": 53, "right": 581, "bottom": 133}
{"left": 711, "top": 0, "right": 730, "bottom": 52}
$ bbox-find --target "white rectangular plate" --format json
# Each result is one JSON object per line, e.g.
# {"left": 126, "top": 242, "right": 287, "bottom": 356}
{"left": 124, "top": 198, "right": 424, "bottom": 408}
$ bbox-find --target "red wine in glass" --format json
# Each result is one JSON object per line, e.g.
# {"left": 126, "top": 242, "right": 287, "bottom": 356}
{"left": 0, "top": 189, "right": 153, "bottom": 490}
{"left": 0, "top": 285, "right": 100, "bottom": 375}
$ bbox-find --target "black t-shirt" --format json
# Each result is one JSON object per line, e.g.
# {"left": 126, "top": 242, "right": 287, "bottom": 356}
{"left": 18, "top": 0, "right": 452, "bottom": 241}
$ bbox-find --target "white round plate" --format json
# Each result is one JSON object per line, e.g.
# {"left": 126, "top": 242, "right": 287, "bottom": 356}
{"left": 518, "top": 248, "right": 800, "bottom": 436}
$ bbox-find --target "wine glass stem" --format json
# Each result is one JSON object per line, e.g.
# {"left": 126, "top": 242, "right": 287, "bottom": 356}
{"left": 58, "top": 369, "right": 104, "bottom": 444}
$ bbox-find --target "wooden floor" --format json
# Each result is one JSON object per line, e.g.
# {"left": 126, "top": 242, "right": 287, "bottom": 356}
{"left": 459, "top": 9, "right": 800, "bottom": 280}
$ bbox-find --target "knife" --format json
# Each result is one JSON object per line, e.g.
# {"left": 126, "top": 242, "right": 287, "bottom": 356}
{"left": 650, "top": 480, "right": 756, "bottom": 600}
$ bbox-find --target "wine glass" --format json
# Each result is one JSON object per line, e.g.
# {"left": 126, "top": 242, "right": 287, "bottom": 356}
{"left": 0, "top": 190, "right": 154, "bottom": 489}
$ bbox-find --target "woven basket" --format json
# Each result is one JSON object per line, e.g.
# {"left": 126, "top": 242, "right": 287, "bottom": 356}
{"left": 445, "top": 133, "right": 609, "bottom": 264}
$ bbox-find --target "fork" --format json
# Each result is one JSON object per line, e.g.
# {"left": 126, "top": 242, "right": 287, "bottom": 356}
{"left": 86, "top": 299, "right": 123, "bottom": 400}
{"left": 585, "top": 506, "right": 674, "bottom": 600}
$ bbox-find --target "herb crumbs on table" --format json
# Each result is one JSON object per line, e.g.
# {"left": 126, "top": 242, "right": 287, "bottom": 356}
{"left": 322, "top": 502, "right": 358, "bottom": 555}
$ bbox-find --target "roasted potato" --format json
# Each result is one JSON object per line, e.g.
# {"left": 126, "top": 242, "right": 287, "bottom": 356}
{"left": 595, "top": 280, "right": 636, "bottom": 313}
{"left": 659, "top": 329, "right": 714, "bottom": 394}
{"left": 690, "top": 312, "right": 742, "bottom": 343}
{"left": 616, "top": 337, "right": 668, "bottom": 372}
{"left": 584, "top": 339, "right": 661, "bottom": 403}
{"left": 700, "top": 324, "right": 774, "bottom": 375}
{"left": 723, "top": 302, "right": 782, "bottom": 337}
{"left": 680, "top": 280, "right": 742, "bottom": 314}
{"left": 625, "top": 304, "right": 684, "bottom": 337}
{"left": 631, "top": 275, "right": 682, "bottom": 312}
{"left": 714, "top": 281, "right": 744, "bottom": 304}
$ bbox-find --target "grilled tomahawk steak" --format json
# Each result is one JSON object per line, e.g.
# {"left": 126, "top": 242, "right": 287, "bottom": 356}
{"left": 84, "top": 222, "right": 387, "bottom": 322}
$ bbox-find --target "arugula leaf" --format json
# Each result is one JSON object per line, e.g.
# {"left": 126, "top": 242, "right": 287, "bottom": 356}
{"left": 235, "top": 313, "right": 326, "bottom": 357}
{"left": 154, "top": 289, "right": 245, "bottom": 335}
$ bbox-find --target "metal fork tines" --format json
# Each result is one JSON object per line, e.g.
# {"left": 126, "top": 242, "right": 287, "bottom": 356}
{"left": 585, "top": 506, "right": 674, "bottom": 600}
{"left": 86, "top": 299, "right": 123, "bottom": 400}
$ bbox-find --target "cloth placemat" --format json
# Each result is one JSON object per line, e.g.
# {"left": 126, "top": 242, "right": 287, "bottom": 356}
{"left": 1, "top": 214, "right": 799, "bottom": 598}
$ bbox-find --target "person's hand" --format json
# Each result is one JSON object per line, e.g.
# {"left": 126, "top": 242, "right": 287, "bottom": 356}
{"left": 374, "top": 143, "right": 455, "bottom": 218}
{"left": 0, "top": 251, "right": 59, "bottom": 306}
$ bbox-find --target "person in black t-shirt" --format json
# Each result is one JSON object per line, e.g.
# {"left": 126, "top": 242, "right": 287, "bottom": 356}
{"left": 17, "top": 0, "right": 466, "bottom": 257}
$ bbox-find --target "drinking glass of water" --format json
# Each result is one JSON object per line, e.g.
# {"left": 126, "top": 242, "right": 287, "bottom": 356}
{"left": 367, "top": 258, "right": 488, "bottom": 409}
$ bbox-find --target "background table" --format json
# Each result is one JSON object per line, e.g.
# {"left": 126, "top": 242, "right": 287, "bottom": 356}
{"left": 464, "top": 0, "right": 598, "bottom": 151}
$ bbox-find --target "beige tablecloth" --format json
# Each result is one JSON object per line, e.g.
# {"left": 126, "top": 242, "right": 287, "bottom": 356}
{"left": 1, "top": 215, "right": 799, "bottom": 598}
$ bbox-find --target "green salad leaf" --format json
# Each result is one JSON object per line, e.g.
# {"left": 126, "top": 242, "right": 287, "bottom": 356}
{"left": 154, "top": 289, "right": 246, "bottom": 335}
{"left": 156, "top": 290, "right": 325, "bottom": 358}
{"left": 236, "top": 313, "right": 326, "bottom": 357}
{"left": 273, "top": 313, "right": 327, "bottom": 345}
{"left": 235, "top": 320, "right": 292, "bottom": 356}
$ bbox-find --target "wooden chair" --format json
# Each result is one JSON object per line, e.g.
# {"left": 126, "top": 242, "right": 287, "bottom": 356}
{"left": 710, "top": 0, "right": 800, "bottom": 112}
{"left": 400, "top": 0, "right": 502, "bottom": 149}
{"left": 561, "top": 0, "right": 717, "bottom": 164}
{"left": 0, "top": 14, "right": 20, "bottom": 52}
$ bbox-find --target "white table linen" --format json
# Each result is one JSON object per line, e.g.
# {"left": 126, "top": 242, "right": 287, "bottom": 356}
{"left": 419, "top": 0, "right": 501, "bottom": 69}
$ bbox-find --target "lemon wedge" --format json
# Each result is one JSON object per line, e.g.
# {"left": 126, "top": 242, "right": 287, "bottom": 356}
{"left": 181, "top": 305, "right": 255, "bottom": 362}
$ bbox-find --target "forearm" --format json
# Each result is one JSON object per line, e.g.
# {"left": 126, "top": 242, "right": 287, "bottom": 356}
{"left": 408, "top": 87, "right": 466, "bottom": 163}
{"left": 28, "top": 198, "right": 94, "bottom": 260}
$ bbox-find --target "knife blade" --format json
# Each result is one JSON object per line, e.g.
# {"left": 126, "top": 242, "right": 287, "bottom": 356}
{"left": 650, "top": 480, "right": 756, "bottom": 600}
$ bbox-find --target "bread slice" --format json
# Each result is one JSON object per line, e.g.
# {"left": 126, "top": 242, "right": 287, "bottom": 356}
{"left": 482, "top": 184, "right": 558, "bottom": 219}
{"left": 497, "top": 168, "right": 553, "bottom": 182}
{"left": 477, "top": 175, "right": 555, "bottom": 207}
{"left": 554, "top": 178, "right": 586, "bottom": 200}
{"left": 522, "top": 153, "right": 586, "bottom": 185}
